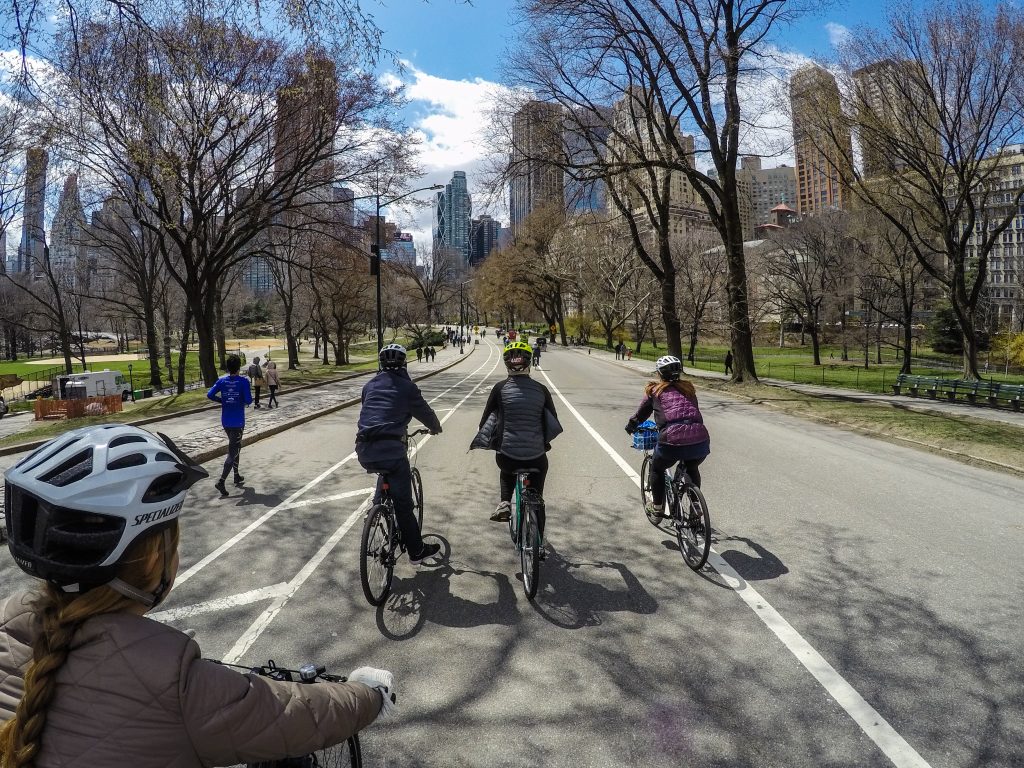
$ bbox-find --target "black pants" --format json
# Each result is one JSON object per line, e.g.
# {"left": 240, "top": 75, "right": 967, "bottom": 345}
{"left": 364, "top": 456, "right": 425, "bottom": 556}
{"left": 221, "top": 427, "right": 244, "bottom": 480}
{"left": 496, "top": 453, "right": 548, "bottom": 536}
{"left": 650, "top": 448, "right": 705, "bottom": 507}
{"left": 268, "top": 385, "right": 278, "bottom": 407}
{"left": 253, "top": 386, "right": 262, "bottom": 407}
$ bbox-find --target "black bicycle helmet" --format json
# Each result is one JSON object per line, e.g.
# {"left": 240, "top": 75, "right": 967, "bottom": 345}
{"left": 655, "top": 355, "right": 683, "bottom": 381}
{"left": 379, "top": 344, "right": 407, "bottom": 370}
{"left": 4, "top": 424, "right": 208, "bottom": 603}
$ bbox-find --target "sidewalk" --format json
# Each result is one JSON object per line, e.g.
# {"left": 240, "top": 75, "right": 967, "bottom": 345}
{"left": 571, "top": 344, "right": 1024, "bottom": 428}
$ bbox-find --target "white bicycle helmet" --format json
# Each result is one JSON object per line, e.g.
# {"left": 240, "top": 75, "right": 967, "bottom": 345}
{"left": 4, "top": 424, "right": 207, "bottom": 603}
{"left": 655, "top": 355, "right": 683, "bottom": 381}
{"left": 379, "top": 343, "right": 407, "bottom": 370}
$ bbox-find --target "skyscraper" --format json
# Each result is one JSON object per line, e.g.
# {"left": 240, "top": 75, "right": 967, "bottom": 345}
{"left": 50, "top": 174, "right": 88, "bottom": 277}
{"left": 433, "top": 171, "right": 472, "bottom": 267}
{"left": 853, "top": 59, "right": 938, "bottom": 180}
{"left": 469, "top": 215, "right": 501, "bottom": 266}
{"left": 509, "top": 101, "right": 565, "bottom": 234}
{"left": 16, "top": 147, "right": 48, "bottom": 274}
{"left": 790, "top": 65, "right": 853, "bottom": 215}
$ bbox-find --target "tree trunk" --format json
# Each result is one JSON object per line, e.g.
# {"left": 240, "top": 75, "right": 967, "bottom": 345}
{"left": 215, "top": 293, "right": 227, "bottom": 371}
{"left": 687, "top": 321, "right": 699, "bottom": 364}
{"left": 176, "top": 307, "right": 192, "bottom": 394}
{"left": 143, "top": 302, "right": 163, "bottom": 389}
{"left": 285, "top": 315, "right": 299, "bottom": 370}
{"left": 809, "top": 324, "right": 821, "bottom": 367}
{"left": 659, "top": 266, "right": 683, "bottom": 359}
{"left": 901, "top": 321, "right": 913, "bottom": 375}
{"left": 192, "top": 295, "right": 219, "bottom": 385}
{"left": 722, "top": 216, "right": 757, "bottom": 382}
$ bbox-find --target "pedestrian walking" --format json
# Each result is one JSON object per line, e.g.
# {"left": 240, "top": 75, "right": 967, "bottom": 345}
{"left": 724, "top": 349, "right": 734, "bottom": 375}
{"left": 416, "top": 347, "right": 423, "bottom": 363}
{"left": 430, "top": 346, "right": 436, "bottom": 362}
{"left": 247, "top": 356, "right": 264, "bottom": 409}
{"left": 207, "top": 354, "right": 252, "bottom": 496}
{"left": 265, "top": 360, "right": 280, "bottom": 408}
{"left": 627, "top": 348, "right": 633, "bottom": 361}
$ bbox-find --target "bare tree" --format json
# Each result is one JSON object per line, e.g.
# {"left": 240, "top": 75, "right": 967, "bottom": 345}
{"left": 674, "top": 232, "right": 726, "bottom": 363}
{"left": 763, "top": 211, "right": 851, "bottom": 366}
{"left": 808, "top": 0, "right": 1024, "bottom": 378}
{"left": 507, "top": 0, "right": 809, "bottom": 381}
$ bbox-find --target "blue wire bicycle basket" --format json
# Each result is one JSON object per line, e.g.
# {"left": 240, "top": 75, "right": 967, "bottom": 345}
{"left": 632, "top": 420, "right": 658, "bottom": 450}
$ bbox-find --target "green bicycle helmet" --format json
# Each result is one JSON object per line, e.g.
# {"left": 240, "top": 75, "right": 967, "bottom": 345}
{"left": 503, "top": 341, "right": 533, "bottom": 373}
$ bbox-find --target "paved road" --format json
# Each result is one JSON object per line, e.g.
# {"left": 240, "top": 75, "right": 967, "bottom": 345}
{"left": 1, "top": 336, "right": 1021, "bottom": 767}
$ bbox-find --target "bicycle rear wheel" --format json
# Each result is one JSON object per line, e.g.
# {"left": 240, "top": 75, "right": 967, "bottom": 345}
{"left": 411, "top": 467, "right": 424, "bottom": 527}
{"left": 520, "top": 492, "right": 542, "bottom": 599}
{"left": 675, "top": 482, "right": 711, "bottom": 571}
{"left": 359, "top": 505, "right": 395, "bottom": 606}
{"left": 245, "top": 735, "right": 361, "bottom": 767}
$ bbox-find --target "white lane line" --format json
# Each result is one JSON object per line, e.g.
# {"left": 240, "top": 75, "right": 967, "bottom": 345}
{"left": 537, "top": 368, "right": 933, "bottom": 768}
{"left": 176, "top": 344, "right": 498, "bottom": 587}
{"left": 223, "top": 493, "right": 373, "bottom": 664}
{"left": 708, "top": 553, "right": 932, "bottom": 768}
{"left": 150, "top": 583, "right": 292, "bottom": 623}
{"left": 280, "top": 488, "right": 375, "bottom": 510}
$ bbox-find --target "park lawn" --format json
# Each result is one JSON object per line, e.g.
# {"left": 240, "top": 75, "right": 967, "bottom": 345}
{"left": 702, "top": 379, "right": 1024, "bottom": 473}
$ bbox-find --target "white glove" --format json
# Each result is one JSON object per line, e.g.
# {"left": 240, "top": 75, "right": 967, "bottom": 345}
{"left": 348, "top": 666, "right": 397, "bottom": 718}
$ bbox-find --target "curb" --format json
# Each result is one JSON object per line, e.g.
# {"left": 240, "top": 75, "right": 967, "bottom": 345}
{"left": 0, "top": 350, "right": 471, "bottom": 461}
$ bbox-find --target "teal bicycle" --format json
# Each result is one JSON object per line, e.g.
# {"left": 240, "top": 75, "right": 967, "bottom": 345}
{"left": 508, "top": 468, "right": 543, "bottom": 599}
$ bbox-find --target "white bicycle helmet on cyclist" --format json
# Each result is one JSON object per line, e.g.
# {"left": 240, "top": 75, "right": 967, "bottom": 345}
{"left": 655, "top": 355, "right": 683, "bottom": 381}
{"left": 379, "top": 343, "right": 407, "bottom": 370}
{"left": 3, "top": 424, "right": 207, "bottom": 605}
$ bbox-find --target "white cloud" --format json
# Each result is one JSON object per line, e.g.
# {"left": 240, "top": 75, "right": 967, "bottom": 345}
{"left": 825, "top": 22, "right": 851, "bottom": 50}
{"left": 376, "top": 63, "right": 510, "bottom": 254}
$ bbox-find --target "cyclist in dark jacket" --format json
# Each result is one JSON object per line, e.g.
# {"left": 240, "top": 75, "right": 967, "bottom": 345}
{"left": 355, "top": 344, "right": 442, "bottom": 564}
{"left": 471, "top": 341, "right": 562, "bottom": 541}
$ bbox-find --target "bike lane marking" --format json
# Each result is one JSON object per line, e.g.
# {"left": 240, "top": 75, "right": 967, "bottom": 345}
{"left": 538, "top": 368, "right": 933, "bottom": 768}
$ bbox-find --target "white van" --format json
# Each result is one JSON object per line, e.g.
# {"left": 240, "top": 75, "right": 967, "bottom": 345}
{"left": 53, "top": 370, "right": 133, "bottom": 401}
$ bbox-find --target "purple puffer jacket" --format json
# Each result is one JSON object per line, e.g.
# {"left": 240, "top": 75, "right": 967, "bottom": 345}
{"left": 630, "top": 385, "right": 710, "bottom": 446}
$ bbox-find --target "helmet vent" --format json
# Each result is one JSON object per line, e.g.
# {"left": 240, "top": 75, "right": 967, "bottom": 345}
{"left": 142, "top": 472, "right": 186, "bottom": 503}
{"left": 109, "top": 435, "right": 147, "bottom": 448}
{"left": 39, "top": 449, "right": 94, "bottom": 487}
{"left": 107, "top": 454, "right": 148, "bottom": 471}
{"left": 155, "top": 452, "right": 176, "bottom": 463}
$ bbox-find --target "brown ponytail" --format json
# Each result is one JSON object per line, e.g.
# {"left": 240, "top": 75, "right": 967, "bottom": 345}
{"left": 644, "top": 379, "right": 697, "bottom": 400}
{"left": 0, "top": 523, "right": 179, "bottom": 768}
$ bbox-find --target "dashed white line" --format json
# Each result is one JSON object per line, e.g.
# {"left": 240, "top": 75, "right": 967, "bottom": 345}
{"left": 538, "top": 367, "right": 933, "bottom": 768}
{"left": 150, "top": 583, "right": 291, "bottom": 623}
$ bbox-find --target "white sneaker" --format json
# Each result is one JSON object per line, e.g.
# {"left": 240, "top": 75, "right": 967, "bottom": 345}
{"left": 490, "top": 501, "right": 512, "bottom": 522}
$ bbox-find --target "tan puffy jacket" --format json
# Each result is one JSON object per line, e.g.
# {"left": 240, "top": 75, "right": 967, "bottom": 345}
{"left": 0, "top": 592, "right": 381, "bottom": 767}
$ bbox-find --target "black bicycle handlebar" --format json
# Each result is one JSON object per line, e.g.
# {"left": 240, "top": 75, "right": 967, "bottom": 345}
{"left": 408, "top": 428, "right": 432, "bottom": 438}
{"left": 213, "top": 660, "right": 397, "bottom": 707}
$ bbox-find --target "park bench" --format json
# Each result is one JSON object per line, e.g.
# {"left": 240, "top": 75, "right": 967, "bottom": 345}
{"left": 891, "top": 374, "right": 936, "bottom": 397}
{"left": 963, "top": 380, "right": 1000, "bottom": 405}
{"left": 992, "top": 383, "right": 1024, "bottom": 411}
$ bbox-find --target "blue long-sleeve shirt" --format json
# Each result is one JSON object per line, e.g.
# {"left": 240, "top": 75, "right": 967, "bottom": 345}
{"left": 207, "top": 374, "right": 252, "bottom": 428}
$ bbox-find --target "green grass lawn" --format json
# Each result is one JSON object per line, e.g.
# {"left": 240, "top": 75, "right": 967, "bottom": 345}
{"left": 596, "top": 340, "right": 1024, "bottom": 392}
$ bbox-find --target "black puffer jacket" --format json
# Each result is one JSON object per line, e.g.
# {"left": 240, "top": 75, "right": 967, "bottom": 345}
{"left": 471, "top": 375, "right": 562, "bottom": 459}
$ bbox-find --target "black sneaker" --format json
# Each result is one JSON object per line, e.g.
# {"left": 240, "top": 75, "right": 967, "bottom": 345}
{"left": 233, "top": 474, "right": 245, "bottom": 485}
{"left": 410, "top": 542, "right": 441, "bottom": 565}
{"left": 214, "top": 480, "right": 229, "bottom": 498}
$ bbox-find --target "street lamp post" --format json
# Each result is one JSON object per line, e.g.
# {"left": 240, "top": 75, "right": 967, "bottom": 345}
{"left": 370, "top": 184, "right": 444, "bottom": 352}
{"left": 128, "top": 363, "right": 135, "bottom": 403}
{"left": 459, "top": 281, "right": 465, "bottom": 355}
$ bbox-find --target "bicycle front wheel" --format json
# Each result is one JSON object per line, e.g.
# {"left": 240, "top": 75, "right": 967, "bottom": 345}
{"left": 520, "top": 494, "right": 542, "bottom": 600}
{"left": 676, "top": 484, "right": 711, "bottom": 571}
{"left": 360, "top": 505, "right": 395, "bottom": 606}
{"left": 639, "top": 455, "right": 661, "bottom": 526}
{"left": 245, "top": 735, "right": 361, "bottom": 767}
{"left": 411, "top": 467, "right": 424, "bottom": 527}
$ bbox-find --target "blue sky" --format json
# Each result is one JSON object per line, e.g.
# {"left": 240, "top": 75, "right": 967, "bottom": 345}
{"left": 367, "top": 0, "right": 892, "bottom": 245}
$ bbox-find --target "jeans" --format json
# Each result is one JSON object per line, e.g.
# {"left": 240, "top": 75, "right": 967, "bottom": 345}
{"left": 650, "top": 442, "right": 709, "bottom": 507}
{"left": 364, "top": 456, "right": 425, "bottom": 556}
{"left": 268, "top": 385, "right": 278, "bottom": 407}
{"left": 221, "top": 427, "right": 244, "bottom": 480}
{"left": 496, "top": 453, "right": 548, "bottom": 536}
